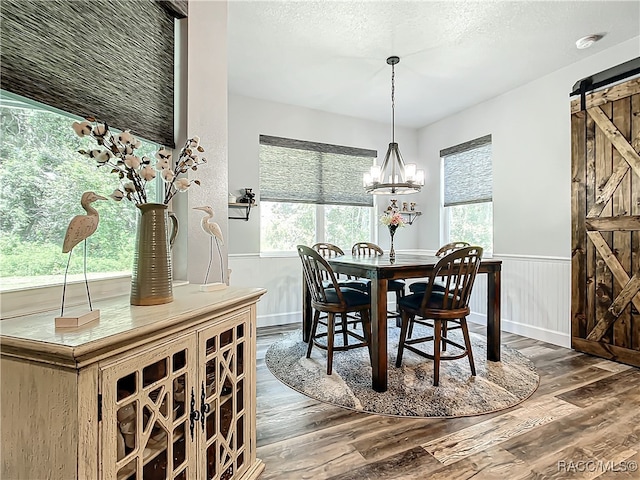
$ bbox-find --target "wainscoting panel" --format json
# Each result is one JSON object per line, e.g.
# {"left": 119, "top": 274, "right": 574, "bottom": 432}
{"left": 469, "top": 254, "right": 571, "bottom": 347}
{"left": 229, "top": 252, "right": 572, "bottom": 347}
{"left": 229, "top": 254, "right": 304, "bottom": 327}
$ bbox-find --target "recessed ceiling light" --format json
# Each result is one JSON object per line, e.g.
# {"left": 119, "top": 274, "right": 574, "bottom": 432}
{"left": 576, "top": 34, "right": 604, "bottom": 49}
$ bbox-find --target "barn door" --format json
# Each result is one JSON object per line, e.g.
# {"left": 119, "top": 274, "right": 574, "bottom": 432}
{"left": 571, "top": 77, "right": 640, "bottom": 367}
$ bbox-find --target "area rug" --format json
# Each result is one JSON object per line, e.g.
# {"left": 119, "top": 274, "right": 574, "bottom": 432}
{"left": 265, "top": 325, "right": 539, "bottom": 418}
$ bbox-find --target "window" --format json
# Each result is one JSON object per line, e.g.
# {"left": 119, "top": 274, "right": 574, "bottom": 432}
{"left": 442, "top": 135, "right": 493, "bottom": 255}
{"left": 259, "top": 135, "right": 375, "bottom": 252}
{"left": 0, "top": 92, "right": 159, "bottom": 291}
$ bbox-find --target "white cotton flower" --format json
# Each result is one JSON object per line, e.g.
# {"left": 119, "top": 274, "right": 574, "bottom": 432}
{"left": 123, "top": 182, "right": 136, "bottom": 193}
{"left": 155, "top": 148, "right": 172, "bottom": 162}
{"left": 93, "top": 124, "right": 107, "bottom": 136}
{"left": 140, "top": 165, "right": 157, "bottom": 181}
{"left": 118, "top": 130, "right": 135, "bottom": 145}
{"left": 72, "top": 121, "right": 92, "bottom": 137}
{"left": 124, "top": 155, "right": 141, "bottom": 169}
{"left": 175, "top": 178, "right": 190, "bottom": 192}
{"left": 155, "top": 158, "right": 171, "bottom": 171}
{"left": 95, "top": 150, "right": 112, "bottom": 164}
{"left": 110, "top": 189, "right": 124, "bottom": 201}
{"left": 161, "top": 169, "right": 175, "bottom": 182}
{"left": 188, "top": 136, "right": 200, "bottom": 148}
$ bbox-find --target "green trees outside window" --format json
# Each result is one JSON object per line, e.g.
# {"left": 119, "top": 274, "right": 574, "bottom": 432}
{"left": 0, "top": 95, "right": 158, "bottom": 290}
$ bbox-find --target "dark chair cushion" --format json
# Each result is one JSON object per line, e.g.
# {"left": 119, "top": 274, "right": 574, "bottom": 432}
{"left": 388, "top": 279, "right": 406, "bottom": 292}
{"left": 322, "top": 279, "right": 369, "bottom": 291}
{"left": 324, "top": 288, "right": 370, "bottom": 308}
{"left": 408, "top": 280, "right": 446, "bottom": 294}
{"left": 338, "top": 279, "right": 369, "bottom": 292}
{"left": 399, "top": 291, "right": 453, "bottom": 311}
{"left": 341, "top": 279, "right": 405, "bottom": 293}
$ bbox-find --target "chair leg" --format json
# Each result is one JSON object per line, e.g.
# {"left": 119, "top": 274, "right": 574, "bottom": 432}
{"left": 341, "top": 312, "right": 349, "bottom": 347}
{"left": 433, "top": 319, "right": 442, "bottom": 386}
{"left": 395, "top": 310, "right": 411, "bottom": 368}
{"left": 441, "top": 320, "right": 448, "bottom": 352}
{"left": 327, "top": 313, "right": 335, "bottom": 375}
{"left": 306, "top": 310, "right": 321, "bottom": 358}
{"left": 394, "top": 288, "right": 405, "bottom": 328}
{"left": 460, "top": 317, "right": 476, "bottom": 376}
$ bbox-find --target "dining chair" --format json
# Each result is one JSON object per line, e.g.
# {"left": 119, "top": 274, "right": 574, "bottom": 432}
{"left": 298, "top": 245, "right": 372, "bottom": 375}
{"left": 312, "top": 242, "right": 368, "bottom": 291}
{"left": 395, "top": 245, "right": 483, "bottom": 386}
{"left": 408, "top": 241, "right": 470, "bottom": 294}
{"left": 351, "top": 242, "right": 406, "bottom": 318}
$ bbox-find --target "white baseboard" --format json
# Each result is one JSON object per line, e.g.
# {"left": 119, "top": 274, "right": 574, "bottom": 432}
{"left": 257, "top": 311, "right": 301, "bottom": 328}
{"left": 468, "top": 312, "right": 571, "bottom": 348}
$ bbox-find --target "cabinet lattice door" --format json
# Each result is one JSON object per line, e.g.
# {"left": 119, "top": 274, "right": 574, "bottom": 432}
{"left": 101, "top": 334, "right": 198, "bottom": 480}
{"left": 198, "top": 311, "right": 250, "bottom": 480}
{"left": 571, "top": 77, "right": 640, "bottom": 367}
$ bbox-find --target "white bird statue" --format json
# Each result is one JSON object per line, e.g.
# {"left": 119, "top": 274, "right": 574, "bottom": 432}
{"left": 193, "top": 206, "right": 225, "bottom": 285}
{"left": 60, "top": 191, "right": 107, "bottom": 316}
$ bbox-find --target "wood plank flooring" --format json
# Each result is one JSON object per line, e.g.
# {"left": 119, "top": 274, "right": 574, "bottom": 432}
{"left": 255, "top": 324, "right": 640, "bottom": 479}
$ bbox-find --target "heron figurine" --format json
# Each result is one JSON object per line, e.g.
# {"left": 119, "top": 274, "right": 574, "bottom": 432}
{"left": 193, "top": 206, "right": 225, "bottom": 285}
{"left": 60, "top": 191, "right": 107, "bottom": 318}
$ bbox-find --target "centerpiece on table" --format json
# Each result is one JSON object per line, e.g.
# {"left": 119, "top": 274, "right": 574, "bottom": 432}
{"left": 73, "top": 117, "right": 206, "bottom": 305}
{"left": 380, "top": 212, "right": 406, "bottom": 261}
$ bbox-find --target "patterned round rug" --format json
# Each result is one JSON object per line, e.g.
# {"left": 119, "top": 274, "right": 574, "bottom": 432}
{"left": 265, "top": 326, "right": 539, "bottom": 418}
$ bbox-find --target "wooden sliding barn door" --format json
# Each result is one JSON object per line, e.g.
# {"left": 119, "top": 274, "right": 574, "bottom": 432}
{"left": 571, "top": 77, "right": 640, "bottom": 367}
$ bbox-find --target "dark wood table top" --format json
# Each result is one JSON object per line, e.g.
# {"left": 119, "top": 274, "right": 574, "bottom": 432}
{"left": 328, "top": 253, "right": 501, "bottom": 280}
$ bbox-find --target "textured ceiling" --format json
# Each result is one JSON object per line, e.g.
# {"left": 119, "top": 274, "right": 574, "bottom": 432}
{"left": 228, "top": 1, "right": 640, "bottom": 128}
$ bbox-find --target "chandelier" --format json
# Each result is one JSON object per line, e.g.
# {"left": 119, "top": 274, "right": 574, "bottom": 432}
{"left": 364, "top": 56, "right": 424, "bottom": 195}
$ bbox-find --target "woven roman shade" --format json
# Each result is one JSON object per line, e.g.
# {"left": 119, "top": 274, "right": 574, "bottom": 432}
{"left": 0, "top": 0, "right": 178, "bottom": 147}
{"left": 259, "top": 135, "right": 375, "bottom": 207}
{"left": 442, "top": 135, "right": 492, "bottom": 207}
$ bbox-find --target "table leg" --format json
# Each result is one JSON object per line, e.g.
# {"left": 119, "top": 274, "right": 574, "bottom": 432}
{"left": 370, "top": 275, "right": 388, "bottom": 392}
{"left": 486, "top": 266, "right": 501, "bottom": 362}
{"left": 302, "top": 275, "right": 311, "bottom": 342}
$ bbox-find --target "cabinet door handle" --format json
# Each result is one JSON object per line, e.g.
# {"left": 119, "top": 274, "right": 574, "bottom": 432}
{"left": 200, "top": 382, "right": 211, "bottom": 432}
{"left": 189, "top": 387, "right": 200, "bottom": 441}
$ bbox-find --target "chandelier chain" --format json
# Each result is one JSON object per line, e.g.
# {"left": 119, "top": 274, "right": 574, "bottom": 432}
{"left": 391, "top": 63, "right": 395, "bottom": 143}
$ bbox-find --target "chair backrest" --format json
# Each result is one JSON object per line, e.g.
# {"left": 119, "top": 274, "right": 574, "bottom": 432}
{"left": 297, "top": 245, "right": 346, "bottom": 307}
{"left": 312, "top": 242, "right": 344, "bottom": 258}
{"left": 422, "top": 246, "right": 483, "bottom": 311}
{"left": 436, "top": 241, "right": 470, "bottom": 257}
{"left": 312, "top": 243, "right": 347, "bottom": 281}
{"left": 352, "top": 242, "right": 383, "bottom": 256}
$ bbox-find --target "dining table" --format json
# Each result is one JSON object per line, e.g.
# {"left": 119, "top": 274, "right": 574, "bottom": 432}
{"left": 301, "top": 252, "right": 502, "bottom": 392}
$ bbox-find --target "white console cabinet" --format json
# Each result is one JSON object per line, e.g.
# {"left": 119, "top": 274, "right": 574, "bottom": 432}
{"left": 1, "top": 285, "right": 266, "bottom": 480}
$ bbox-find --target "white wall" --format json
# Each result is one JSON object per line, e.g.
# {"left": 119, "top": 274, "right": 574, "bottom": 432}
{"left": 227, "top": 95, "right": 424, "bottom": 324}
{"left": 416, "top": 37, "right": 640, "bottom": 346}
{"left": 184, "top": 0, "right": 229, "bottom": 286}
{"left": 227, "top": 94, "right": 422, "bottom": 254}
{"left": 418, "top": 36, "right": 640, "bottom": 257}
{"left": 228, "top": 37, "right": 640, "bottom": 347}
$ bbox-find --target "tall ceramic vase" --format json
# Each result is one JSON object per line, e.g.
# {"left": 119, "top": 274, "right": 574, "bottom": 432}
{"left": 130, "top": 203, "right": 178, "bottom": 306}
{"left": 389, "top": 225, "right": 397, "bottom": 261}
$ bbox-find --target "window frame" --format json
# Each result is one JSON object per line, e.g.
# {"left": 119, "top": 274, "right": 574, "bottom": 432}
{"left": 258, "top": 201, "right": 376, "bottom": 256}
{"left": 258, "top": 135, "right": 377, "bottom": 255}
{"left": 440, "top": 135, "right": 494, "bottom": 254}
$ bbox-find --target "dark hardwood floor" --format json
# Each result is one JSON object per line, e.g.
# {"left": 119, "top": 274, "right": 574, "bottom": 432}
{"left": 255, "top": 323, "right": 640, "bottom": 479}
